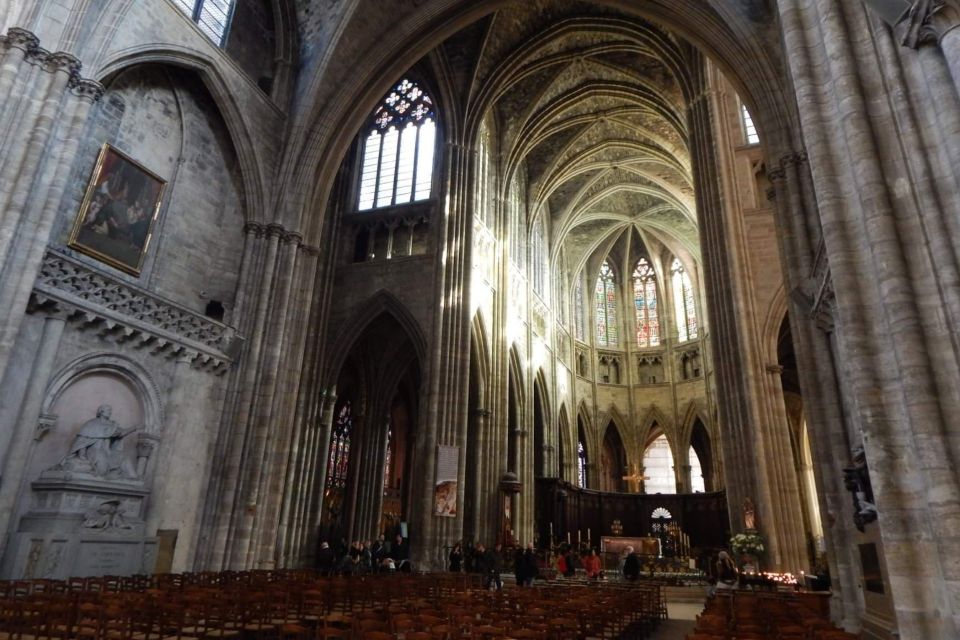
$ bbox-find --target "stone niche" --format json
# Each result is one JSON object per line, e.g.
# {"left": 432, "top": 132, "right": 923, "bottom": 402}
{"left": 2, "top": 364, "right": 159, "bottom": 579}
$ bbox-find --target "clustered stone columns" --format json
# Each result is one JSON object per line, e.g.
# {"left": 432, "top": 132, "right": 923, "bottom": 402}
{"left": 777, "top": 1, "right": 960, "bottom": 636}
{"left": 686, "top": 50, "right": 807, "bottom": 574}
{"left": 197, "top": 221, "right": 324, "bottom": 570}
{"left": 0, "top": 28, "right": 101, "bottom": 390}
{"left": 409, "top": 140, "right": 474, "bottom": 570}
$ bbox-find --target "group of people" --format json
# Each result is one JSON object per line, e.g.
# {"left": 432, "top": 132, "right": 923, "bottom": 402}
{"left": 316, "top": 534, "right": 411, "bottom": 575}
{"left": 556, "top": 546, "right": 603, "bottom": 579}
{"left": 449, "top": 542, "right": 540, "bottom": 590}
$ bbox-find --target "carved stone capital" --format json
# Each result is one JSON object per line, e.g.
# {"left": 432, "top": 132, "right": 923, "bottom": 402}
{"left": 243, "top": 221, "right": 265, "bottom": 237}
{"left": 767, "top": 167, "right": 787, "bottom": 183}
{"left": 4, "top": 27, "right": 40, "bottom": 52}
{"left": 70, "top": 77, "right": 105, "bottom": 102}
{"left": 265, "top": 223, "right": 287, "bottom": 239}
{"left": 898, "top": 0, "right": 949, "bottom": 48}
{"left": 45, "top": 51, "right": 81, "bottom": 76}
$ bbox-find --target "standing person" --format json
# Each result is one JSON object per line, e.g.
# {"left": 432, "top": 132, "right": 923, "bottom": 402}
{"left": 478, "top": 543, "right": 503, "bottom": 590}
{"left": 623, "top": 546, "right": 640, "bottom": 581}
{"left": 449, "top": 542, "right": 463, "bottom": 572}
{"left": 520, "top": 543, "right": 539, "bottom": 586}
{"left": 317, "top": 542, "right": 336, "bottom": 575}
{"left": 513, "top": 546, "right": 526, "bottom": 586}
{"left": 716, "top": 551, "right": 738, "bottom": 591}
{"left": 360, "top": 541, "right": 373, "bottom": 574}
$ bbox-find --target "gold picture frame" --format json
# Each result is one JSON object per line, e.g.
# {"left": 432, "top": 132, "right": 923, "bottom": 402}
{"left": 68, "top": 143, "right": 167, "bottom": 276}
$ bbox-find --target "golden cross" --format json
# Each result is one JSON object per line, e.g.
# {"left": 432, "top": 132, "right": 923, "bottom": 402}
{"left": 622, "top": 464, "right": 648, "bottom": 492}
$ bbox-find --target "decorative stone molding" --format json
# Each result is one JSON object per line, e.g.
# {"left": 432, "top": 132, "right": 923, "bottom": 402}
{"left": 29, "top": 249, "right": 242, "bottom": 374}
{"left": 899, "top": 0, "right": 948, "bottom": 48}
{"left": 1, "top": 28, "right": 103, "bottom": 102}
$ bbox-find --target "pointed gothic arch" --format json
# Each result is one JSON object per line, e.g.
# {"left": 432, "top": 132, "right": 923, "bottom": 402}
{"left": 325, "top": 289, "right": 428, "bottom": 385}
{"left": 600, "top": 421, "right": 627, "bottom": 493}
{"left": 533, "top": 369, "right": 551, "bottom": 478}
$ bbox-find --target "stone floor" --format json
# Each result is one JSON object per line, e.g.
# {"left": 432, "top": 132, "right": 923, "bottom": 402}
{"left": 648, "top": 601, "right": 704, "bottom": 640}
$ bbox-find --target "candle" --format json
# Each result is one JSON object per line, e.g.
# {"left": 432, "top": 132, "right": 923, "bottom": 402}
{"left": 550, "top": 522, "right": 554, "bottom": 539}
{"left": 587, "top": 528, "right": 591, "bottom": 542}
{"left": 578, "top": 530, "right": 581, "bottom": 545}
{"left": 567, "top": 532, "right": 571, "bottom": 544}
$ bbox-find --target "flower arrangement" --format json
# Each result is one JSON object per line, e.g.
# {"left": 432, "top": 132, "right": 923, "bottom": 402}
{"left": 730, "top": 531, "right": 765, "bottom": 557}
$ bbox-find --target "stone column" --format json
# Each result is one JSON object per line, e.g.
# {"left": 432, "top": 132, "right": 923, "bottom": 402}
{"left": 0, "top": 312, "right": 65, "bottom": 557}
{"left": 778, "top": 0, "right": 960, "bottom": 635}
{"left": 410, "top": 141, "right": 473, "bottom": 569}
{"left": 0, "top": 28, "right": 101, "bottom": 393}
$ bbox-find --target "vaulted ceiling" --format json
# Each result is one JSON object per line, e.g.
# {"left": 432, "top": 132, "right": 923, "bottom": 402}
{"left": 442, "top": 2, "right": 707, "bottom": 278}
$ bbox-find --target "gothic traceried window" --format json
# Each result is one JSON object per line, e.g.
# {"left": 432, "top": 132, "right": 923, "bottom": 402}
{"left": 357, "top": 78, "right": 436, "bottom": 210}
{"left": 643, "top": 433, "right": 676, "bottom": 494}
{"left": 595, "top": 260, "right": 618, "bottom": 346}
{"left": 532, "top": 216, "right": 547, "bottom": 299}
{"left": 173, "top": 0, "right": 236, "bottom": 46}
{"left": 633, "top": 258, "right": 660, "bottom": 347}
{"left": 671, "top": 258, "right": 698, "bottom": 342}
{"left": 575, "top": 277, "right": 585, "bottom": 342}
{"left": 327, "top": 401, "right": 353, "bottom": 489}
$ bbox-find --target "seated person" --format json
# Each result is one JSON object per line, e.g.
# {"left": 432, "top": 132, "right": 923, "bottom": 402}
{"left": 623, "top": 546, "right": 640, "bottom": 581}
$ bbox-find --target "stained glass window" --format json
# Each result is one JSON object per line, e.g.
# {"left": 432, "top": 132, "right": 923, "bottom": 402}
{"left": 643, "top": 434, "right": 676, "bottom": 494}
{"left": 574, "top": 278, "right": 585, "bottom": 341}
{"left": 578, "top": 439, "right": 588, "bottom": 488}
{"left": 173, "top": 0, "right": 236, "bottom": 46}
{"left": 633, "top": 258, "right": 660, "bottom": 347}
{"left": 595, "top": 260, "right": 617, "bottom": 346}
{"left": 741, "top": 103, "right": 760, "bottom": 145}
{"left": 689, "top": 446, "right": 705, "bottom": 493}
{"left": 358, "top": 78, "right": 436, "bottom": 210}
{"left": 671, "top": 258, "right": 698, "bottom": 342}
{"left": 383, "top": 426, "right": 393, "bottom": 495}
{"left": 326, "top": 401, "right": 353, "bottom": 489}
{"left": 532, "top": 217, "right": 546, "bottom": 298}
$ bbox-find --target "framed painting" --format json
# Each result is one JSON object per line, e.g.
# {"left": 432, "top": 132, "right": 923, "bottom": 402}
{"left": 68, "top": 143, "right": 167, "bottom": 276}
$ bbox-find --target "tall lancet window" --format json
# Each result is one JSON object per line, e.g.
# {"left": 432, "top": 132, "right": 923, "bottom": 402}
{"left": 532, "top": 216, "right": 546, "bottom": 298}
{"left": 633, "top": 258, "right": 660, "bottom": 347}
{"left": 595, "top": 260, "right": 618, "bottom": 346}
{"left": 357, "top": 78, "right": 436, "bottom": 210}
{"left": 671, "top": 258, "right": 698, "bottom": 342}
{"left": 327, "top": 402, "right": 353, "bottom": 489}
{"left": 574, "top": 278, "right": 585, "bottom": 342}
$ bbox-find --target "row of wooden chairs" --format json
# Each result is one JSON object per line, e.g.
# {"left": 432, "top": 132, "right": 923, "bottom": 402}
{"left": 0, "top": 570, "right": 666, "bottom": 640}
{"left": 687, "top": 591, "right": 858, "bottom": 640}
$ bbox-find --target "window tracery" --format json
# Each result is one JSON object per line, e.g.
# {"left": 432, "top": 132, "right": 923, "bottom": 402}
{"left": 358, "top": 78, "right": 436, "bottom": 210}
{"left": 671, "top": 258, "right": 698, "bottom": 342}
{"left": 643, "top": 433, "right": 676, "bottom": 494}
{"left": 595, "top": 260, "right": 618, "bottom": 346}
{"left": 633, "top": 258, "right": 660, "bottom": 347}
{"left": 327, "top": 401, "right": 353, "bottom": 489}
{"left": 577, "top": 438, "right": 588, "bottom": 488}
{"left": 173, "top": 0, "right": 236, "bottom": 46}
{"left": 574, "top": 277, "right": 585, "bottom": 342}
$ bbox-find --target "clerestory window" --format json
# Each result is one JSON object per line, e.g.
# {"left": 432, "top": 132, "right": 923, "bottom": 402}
{"left": 633, "top": 258, "right": 660, "bottom": 347}
{"left": 358, "top": 78, "right": 437, "bottom": 210}
{"left": 173, "top": 0, "right": 236, "bottom": 46}
{"left": 595, "top": 260, "right": 618, "bottom": 346}
{"left": 671, "top": 258, "right": 698, "bottom": 342}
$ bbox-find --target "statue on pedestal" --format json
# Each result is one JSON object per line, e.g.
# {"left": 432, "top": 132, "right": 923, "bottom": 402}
{"left": 52, "top": 405, "right": 139, "bottom": 480}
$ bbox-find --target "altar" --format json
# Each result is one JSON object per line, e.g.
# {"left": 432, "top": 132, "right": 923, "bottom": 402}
{"left": 601, "top": 535, "right": 661, "bottom": 557}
